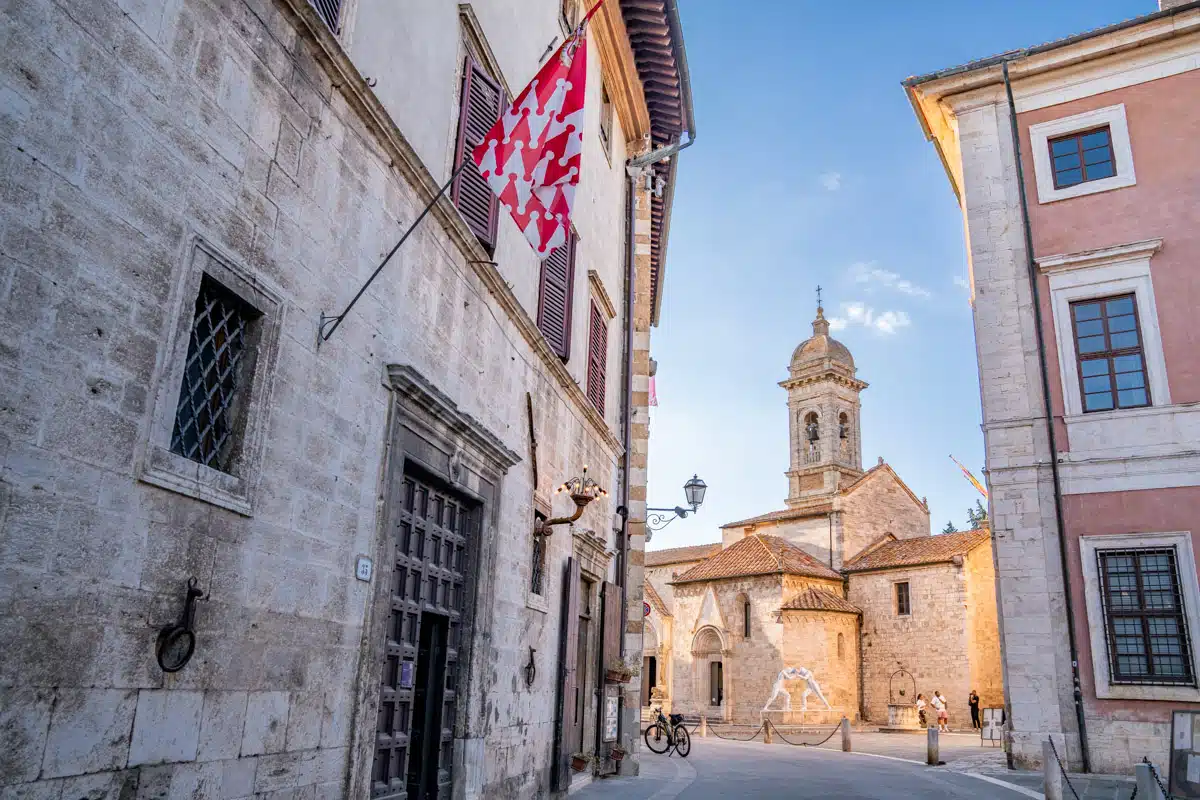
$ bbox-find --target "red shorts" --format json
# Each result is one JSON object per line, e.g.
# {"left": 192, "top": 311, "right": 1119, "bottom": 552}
{"left": 937, "top": 710, "right": 948, "bottom": 721}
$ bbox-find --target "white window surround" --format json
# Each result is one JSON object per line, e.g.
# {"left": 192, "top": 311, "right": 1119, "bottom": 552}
{"left": 1079, "top": 532, "right": 1200, "bottom": 701}
{"left": 1040, "top": 238, "right": 1169, "bottom": 419}
{"left": 1029, "top": 104, "right": 1136, "bottom": 204}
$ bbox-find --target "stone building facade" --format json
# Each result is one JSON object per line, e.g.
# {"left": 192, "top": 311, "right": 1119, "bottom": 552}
{"left": 643, "top": 309, "right": 1004, "bottom": 729}
{"left": 906, "top": 0, "right": 1200, "bottom": 774}
{"left": 0, "top": 0, "right": 694, "bottom": 797}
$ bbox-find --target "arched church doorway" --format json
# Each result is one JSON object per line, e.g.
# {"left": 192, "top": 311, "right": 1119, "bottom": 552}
{"left": 692, "top": 627, "right": 727, "bottom": 718}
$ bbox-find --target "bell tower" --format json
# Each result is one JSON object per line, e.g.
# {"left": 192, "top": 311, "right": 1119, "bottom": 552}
{"left": 781, "top": 305, "right": 868, "bottom": 508}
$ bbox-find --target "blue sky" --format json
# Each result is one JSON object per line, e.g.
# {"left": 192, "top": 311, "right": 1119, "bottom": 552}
{"left": 645, "top": 0, "right": 1152, "bottom": 550}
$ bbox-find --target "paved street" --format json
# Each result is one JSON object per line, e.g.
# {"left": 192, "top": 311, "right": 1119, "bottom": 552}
{"left": 572, "top": 735, "right": 1041, "bottom": 799}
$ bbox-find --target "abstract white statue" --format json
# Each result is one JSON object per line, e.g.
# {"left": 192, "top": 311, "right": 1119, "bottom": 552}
{"left": 762, "top": 666, "right": 832, "bottom": 713}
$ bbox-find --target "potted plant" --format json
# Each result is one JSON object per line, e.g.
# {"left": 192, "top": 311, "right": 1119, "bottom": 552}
{"left": 609, "top": 745, "right": 626, "bottom": 762}
{"left": 570, "top": 753, "right": 591, "bottom": 772}
{"left": 605, "top": 657, "right": 636, "bottom": 684}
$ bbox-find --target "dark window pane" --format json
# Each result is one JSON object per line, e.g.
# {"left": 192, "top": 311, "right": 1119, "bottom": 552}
{"left": 1079, "top": 335, "right": 1107, "bottom": 353}
{"left": 1081, "top": 130, "right": 1110, "bottom": 149}
{"left": 1087, "top": 161, "right": 1116, "bottom": 180}
{"left": 1056, "top": 168, "right": 1083, "bottom": 187}
{"left": 1081, "top": 358, "right": 1110, "bottom": 377}
{"left": 1110, "top": 331, "right": 1140, "bottom": 349}
{"left": 1117, "top": 388, "right": 1148, "bottom": 407}
{"left": 1083, "top": 146, "right": 1112, "bottom": 166}
{"left": 1083, "top": 375, "right": 1112, "bottom": 393}
{"left": 1051, "top": 138, "right": 1079, "bottom": 156}
{"left": 1106, "top": 297, "right": 1135, "bottom": 316}
{"left": 1115, "top": 372, "right": 1145, "bottom": 390}
{"left": 1085, "top": 393, "right": 1115, "bottom": 411}
{"left": 1075, "top": 319, "right": 1104, "bottom": 337}
{"left": 1074, "top": 303, "right": 1102, "bottom": 321}
{"left": 1054, "top": 152, "right": 1081, "bottom": 170}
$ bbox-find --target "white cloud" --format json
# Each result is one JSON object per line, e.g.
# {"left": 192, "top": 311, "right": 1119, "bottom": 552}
{"left": 828, "top": 301, "right": 911, "bottom": 336}
{"left": 953, "top": 274, "right": 970, "bottom": 291}
{"left": 819, "top": 171, "right": 842, "bottom": 191}
{"left": 848, "top": 261, "right": 931, "bottom": 298}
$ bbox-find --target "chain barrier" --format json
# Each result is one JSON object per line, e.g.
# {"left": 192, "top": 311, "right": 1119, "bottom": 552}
{"left": 1143, "top": 756, "right": 1178, "bottom": 799}
{"left": 707, "top": 722, "right": 767, "bottom": 742}
{"left": 769, "top": 720, "right": 842, "bottom": 748}
{"left": 1047, "top": 737, "right": 1084, "bottom": 800}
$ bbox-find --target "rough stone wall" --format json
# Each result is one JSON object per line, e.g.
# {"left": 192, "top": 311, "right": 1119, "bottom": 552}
{"left": 0, "top": 0, "right": 638, "bottom": 795}
{"left": 743, "top": 516, "right": 836, "bottom": 570}
{"left": 850, "top": 563, "right": 972, "bottom": 728}
{"left": 840, "top": 469, "right": 930, "bottom": 566}
{"left": 965, "top": 538, "right": 1005, "bottom": 712}
{"left": 779, "top": 610, "right": 859, "bottom": 724}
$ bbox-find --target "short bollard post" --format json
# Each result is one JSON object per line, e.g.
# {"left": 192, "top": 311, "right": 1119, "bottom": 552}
{"left": 926, "top": 725, "right": 939, "bottom": 766}
{"left": 763, "top": 719, "right": 773, "bottom": 744}
{"left": 699, "top": 716, "right": 708, "bottom": 738}
{"left": 841, "top": 717, "right": 851, "bottom": 752}
{"left": 1135, "top": 763, "right": 1164, "bottom": 800}
{"left": 1043, "top": 740, "right": 1063, "bottom": 800}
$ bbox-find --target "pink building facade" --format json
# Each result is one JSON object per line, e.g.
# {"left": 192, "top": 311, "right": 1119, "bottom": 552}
{"left": 907, "top": 0, "right": 1200, "bottom": 775}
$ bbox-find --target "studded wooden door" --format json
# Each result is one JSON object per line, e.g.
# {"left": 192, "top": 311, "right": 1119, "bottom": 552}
{"left": 372, "top": 466, "right": 476, "bottom": 800}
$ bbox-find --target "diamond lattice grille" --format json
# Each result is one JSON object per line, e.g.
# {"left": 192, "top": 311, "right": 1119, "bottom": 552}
{"left": 170, "top": 277, "right": 255, "bottom": 472}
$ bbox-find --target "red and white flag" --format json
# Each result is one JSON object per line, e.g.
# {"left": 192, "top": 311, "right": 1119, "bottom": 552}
{"left": 471, "top": 33, "right": 587, "bottom": 258}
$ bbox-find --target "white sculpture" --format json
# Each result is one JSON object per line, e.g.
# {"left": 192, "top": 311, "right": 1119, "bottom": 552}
{"left": 763, "top": 666, "right": 832, "bottom": 713}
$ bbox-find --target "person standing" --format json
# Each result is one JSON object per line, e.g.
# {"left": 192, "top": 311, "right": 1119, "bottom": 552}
{"left": 916, "top": 693, "right": 927, "bottom": 728}
{"left": 932, "top": 690, "right": 948, "bottom": 732}
{"left": 968, "top": 690, "right": 980, "bottom": 729}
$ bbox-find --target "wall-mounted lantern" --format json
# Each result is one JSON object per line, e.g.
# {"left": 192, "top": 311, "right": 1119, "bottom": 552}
{"left": 647, "top": 474, "right": 708, "bottom": 536}
{"left": 535, "top": 465, "right": 608, "bottom": 536}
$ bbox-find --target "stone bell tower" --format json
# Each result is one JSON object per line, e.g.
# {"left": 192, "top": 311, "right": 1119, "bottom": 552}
{"left": 781, "top": 305, "right": 868, "bottom": 508}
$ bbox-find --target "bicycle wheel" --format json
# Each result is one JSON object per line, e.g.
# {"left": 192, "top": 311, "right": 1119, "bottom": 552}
{"left": 674, "top": 724, "right": 691, "bottom": 757}
{"left": 644, "top": 723, "right": 670, "bottom": 754}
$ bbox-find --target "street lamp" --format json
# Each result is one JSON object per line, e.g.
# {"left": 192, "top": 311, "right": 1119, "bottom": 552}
{"left": 535, "top": 465, "right": 608, "bottom": 536}
{"left": 646, "top": 474, "right": 707, "bottom": 537}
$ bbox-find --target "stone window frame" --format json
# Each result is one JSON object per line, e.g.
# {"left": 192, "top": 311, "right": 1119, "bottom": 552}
{"left": 138, "top": 234, "right": 284, "bottom": 516}
{"left": 1079, "top": 531, "right": 1200, "bottom": 702}
{"left": 894, "top": 581, "right": 912, "bottom": 616}
{"left": 1040, "top": 239, "right": 1170, "bottom": 420}
{"left": 1029, "top": 104, "right": 1136, "bottom": 204}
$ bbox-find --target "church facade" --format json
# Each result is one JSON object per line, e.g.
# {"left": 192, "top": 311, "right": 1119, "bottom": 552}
{"left": 642, "top": 308, "right": 1005, "bottom": 729}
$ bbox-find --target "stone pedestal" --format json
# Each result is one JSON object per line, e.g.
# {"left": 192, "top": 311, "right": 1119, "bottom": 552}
{"left": 879, "top": 704, "right": 921, "bottom": 733}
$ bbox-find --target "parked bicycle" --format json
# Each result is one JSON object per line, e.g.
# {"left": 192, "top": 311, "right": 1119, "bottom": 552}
{"left": 643, "top": 706, "right": 691, "bottom": 757}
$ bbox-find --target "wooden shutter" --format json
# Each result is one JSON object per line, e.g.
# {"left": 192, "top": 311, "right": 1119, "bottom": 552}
{"left": 601, "top": 581, "right": 622, "bottom": 677}
{"left": 586, "top": 301, "right": 608, "bottom": 414}
{"left": 552, "top": 557, "right": 581, "bottom": 792}
{"left": 451, "top": 57, "right": 504, "bottom": 250}
{"left": 537, "top": 235, "right": 576, "bottom": 360}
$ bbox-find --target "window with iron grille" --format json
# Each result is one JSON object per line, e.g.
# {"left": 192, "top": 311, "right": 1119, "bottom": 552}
{"left": 1070, "top": 294, "right": 1150, "bottom": 413}
{"left": 305, "top": 0, "right": 342, "bottom": 33}
{"left": 170, "top": 275, "right": 261, "bottom": 474}
{"left": 895, "top": 582, "right": 911, "bottom": 616}
{"left": 531, "top": 513, "right": 547, "bottom": 596}
{"left": 1049, "top": 126, "right": 1115, "bottom": 189}
{"left": 599, "top": 82, "right": 613, "bottom": 158}
{"left": 1098, "top": 548, "right": 1194, "bottom": 685}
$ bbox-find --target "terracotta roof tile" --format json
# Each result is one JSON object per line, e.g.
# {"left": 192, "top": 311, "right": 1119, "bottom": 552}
{"left": 644, "top": 543, "right": 722, "bottom": 567}
{"left": 842, "top": 529, "right": 991, "bottom": 573}
{"left": 643, "top": 581, "right": 670, "bottom": 617}
{"left": 671, "top": 534, "right": 841, "bottom": 584}
{"left": 781, "top": 587, "right": 861, "bottom": 615}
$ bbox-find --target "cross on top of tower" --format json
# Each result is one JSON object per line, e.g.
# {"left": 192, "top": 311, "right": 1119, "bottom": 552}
{"left": 816, "top": 285, "right": 822, "bottom": 310}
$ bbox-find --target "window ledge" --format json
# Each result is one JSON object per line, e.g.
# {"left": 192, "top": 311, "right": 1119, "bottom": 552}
{"left": 526, "top": 591, "right": 549, "bottom": 614}
{"left": 139, "top": 446, "right": 253, "bottom": 516}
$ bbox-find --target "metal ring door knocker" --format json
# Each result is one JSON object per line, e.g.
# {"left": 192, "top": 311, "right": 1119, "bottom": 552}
{"left": 157, "top": 577, "right": 206, "bottom": 673}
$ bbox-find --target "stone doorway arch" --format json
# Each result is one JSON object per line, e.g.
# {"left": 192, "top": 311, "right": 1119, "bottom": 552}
{"left": 692, "top": 626, "right": 730, "bottom": 721}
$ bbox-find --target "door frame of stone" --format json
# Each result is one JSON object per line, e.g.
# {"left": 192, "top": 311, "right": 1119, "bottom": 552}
{"left": 691, "top": 626, "right": 732, "bottom": 722}
{"left": 349, "top": 365, "right": 520, "bottom": 799}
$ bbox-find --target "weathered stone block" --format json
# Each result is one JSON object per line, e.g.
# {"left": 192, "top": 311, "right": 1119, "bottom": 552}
{"left": 128, "top": 689, "right": 203, "bottom": 766}
{"left": 197, "top": 691, "right": 248, "bottom": 762}
{"left": 284, "top": 692, "right": 322, "bottom": 752}
{"left": 41, "top": 688, "right": 137, "bottom": 778}
{"left": 0, "top": 688, "right": 53, "bottom": 784}
{"left": 220, "top": 756, "right": 258, "bottom": 798}
{"left": 241, "top": 691, "right": 289, "bottom": 756}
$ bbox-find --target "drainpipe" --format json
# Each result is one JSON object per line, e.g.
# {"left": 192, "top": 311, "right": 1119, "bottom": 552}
{"left": 1001, "top": 61, "right": 1090, "bottom": 774}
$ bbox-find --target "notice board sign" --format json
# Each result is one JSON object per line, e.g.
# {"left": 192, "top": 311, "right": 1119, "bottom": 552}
{"left": 981, "top": 707, "right": 1003, "bottom": 745}
{"left": 1170, "top": 710, "right": 1200, "bottom": 798}
{"left": 603, "top": 685, "right": 619, "bottom": 742}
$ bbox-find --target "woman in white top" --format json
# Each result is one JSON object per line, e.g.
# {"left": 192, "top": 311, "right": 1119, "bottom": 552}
{"left": 931, "top": 691, "right": 948, "bottom": 732}
{"left": 915, "top": 693, "right": 927, "bottom": 728}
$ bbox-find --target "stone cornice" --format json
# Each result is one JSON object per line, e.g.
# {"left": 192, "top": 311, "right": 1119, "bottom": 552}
{"left": 275, "top": 0, "right": 623, "bottom": 456}
{"left": 1036, "top": 238, "right": 1163, "bottom": 274}
{"left": 780, "top": 372, "right": 868, "bottom": 392}
{"left": 588, "top": 269, "right": 617, "bottom": 320}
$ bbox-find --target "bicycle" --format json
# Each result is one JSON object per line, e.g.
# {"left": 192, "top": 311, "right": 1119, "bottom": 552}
{"left": 643, "top": 706, "right": 691, "bottom": 757}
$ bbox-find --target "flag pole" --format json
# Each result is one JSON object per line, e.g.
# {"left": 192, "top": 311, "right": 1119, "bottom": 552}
{"left": 318, "top": 159, "right": 470, "bottom": 343}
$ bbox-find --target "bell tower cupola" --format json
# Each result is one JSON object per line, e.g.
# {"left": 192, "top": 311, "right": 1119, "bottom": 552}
{"left": 780, "top": 303, "right": 868, "bottom": 508}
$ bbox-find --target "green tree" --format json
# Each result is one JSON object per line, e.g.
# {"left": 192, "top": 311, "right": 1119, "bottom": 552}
{"left": 942, "top": 520, "right": 959, "bottom": 534}
{"left": 966, "top": 499, "right": 989, "bottom": 528}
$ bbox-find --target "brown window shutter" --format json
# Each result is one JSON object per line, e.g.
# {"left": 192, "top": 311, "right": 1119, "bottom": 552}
{"left": 601, "top": 581, "right": 622, "bottom": 678}
{"left": 553, "top": 557, "right": 582, "bottom": 792}
{"left": 537, "top": 234, "right": 577, "bottom": 360}
{"left": 586, "top": 300, "right": 607, "bottom": 415}
{"left": 451, "top": 57, "right": 504, "bottom": 251}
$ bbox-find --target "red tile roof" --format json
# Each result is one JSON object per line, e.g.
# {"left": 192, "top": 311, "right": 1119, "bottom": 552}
{"left": 644, "top": 543, "right": 722, "bottom": 567}
{"left": 643, "top": 580, "right": 670, "bottom": 617}
{"left": 842, "top": 529, "right": 991, "bottom": 573}
{"left": 781, "top": 587, "right": 861, "bottom": 615}
{"left": 671, "top": 534, "right": 841, "bottom": 584}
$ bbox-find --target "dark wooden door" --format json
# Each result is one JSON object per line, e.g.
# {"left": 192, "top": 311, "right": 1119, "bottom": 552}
{"left": 372, "top": 467, "right": 476, "bottom": 799}
{"left": 552, "top": 558, "right": 581, "bottom": 792}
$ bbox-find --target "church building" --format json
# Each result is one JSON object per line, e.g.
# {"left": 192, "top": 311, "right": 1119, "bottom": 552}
{"left": 642, "top": 307, "right": 1005, "bottom": 729}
